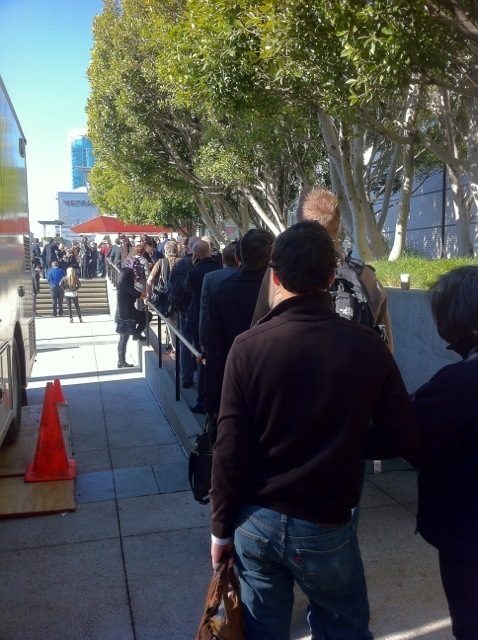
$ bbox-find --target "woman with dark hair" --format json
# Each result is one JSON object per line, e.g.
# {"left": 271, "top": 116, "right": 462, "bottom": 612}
{"left": 410, "top": 266, "right": 478, "bottom": 640}
{"left": 116, "top": 267, "right": 146, "bottom": 368}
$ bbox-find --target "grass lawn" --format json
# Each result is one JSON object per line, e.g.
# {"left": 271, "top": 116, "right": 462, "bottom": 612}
{"left": 371, "top": 256, "right": 477, "bottom": 289}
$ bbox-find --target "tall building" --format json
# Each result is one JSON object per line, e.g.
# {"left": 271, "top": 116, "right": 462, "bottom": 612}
{"left": 69, "top": 129, "right": 95, "bottom": 189}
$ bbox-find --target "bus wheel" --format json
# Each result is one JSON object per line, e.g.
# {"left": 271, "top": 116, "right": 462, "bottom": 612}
{"left": 4, "top": 340, "right": 22, "bottom": 445}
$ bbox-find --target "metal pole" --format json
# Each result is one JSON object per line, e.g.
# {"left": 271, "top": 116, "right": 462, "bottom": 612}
{"left": 145, "top": 305, "right": 150, "bottom": 348}
{"left": 441, "top": 165, "right": 447, "bottom": 258}
{"left": 158, "top": 314, "right": 163, "bottom": 368}
{"left": 175, "top": 332, "right": 180, "bottom": 401}
{"left": 157, "top": 313, "right": 162, "bottom": 369}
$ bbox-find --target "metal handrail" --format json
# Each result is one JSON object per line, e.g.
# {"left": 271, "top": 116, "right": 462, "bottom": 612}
{"left": 145, "top": 300, "right": 203, "bottom": 401}
{"left": 106, "top": 257, "right": 120, "bottom": 288}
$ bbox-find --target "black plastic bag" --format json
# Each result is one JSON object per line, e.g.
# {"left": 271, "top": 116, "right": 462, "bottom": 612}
{"left": 189, "top": 415, "right": 218, "bottom": 504}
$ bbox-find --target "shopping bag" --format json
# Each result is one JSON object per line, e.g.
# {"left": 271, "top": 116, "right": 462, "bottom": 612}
{"left": 195, "top": 563, "right": 246, "bottom": 640}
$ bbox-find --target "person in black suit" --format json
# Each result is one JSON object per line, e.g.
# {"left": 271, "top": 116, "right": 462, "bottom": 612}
{"left": 183, "top": 239, "right": 222, "bottom": 412}
{"left": 203, "top": 228, "right": 274, "bottom": 418}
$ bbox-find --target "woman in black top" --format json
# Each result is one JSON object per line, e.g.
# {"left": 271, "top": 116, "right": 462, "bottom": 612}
{"left": 116, "top": 267, "right": 146, "bottom": 368}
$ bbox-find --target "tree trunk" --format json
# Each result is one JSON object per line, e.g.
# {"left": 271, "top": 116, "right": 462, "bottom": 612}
{"left": 388, "top": 84, "right": 420, "bottom": 260}
{"left": 239, "top": 186, "right": 283, "bottom": 235}
{"left": 447, "top": 166, "right": 474, "bottom": 257}
{"left": 466, "top": 47, "right": 478, "bottom": 215}
{"left": 193, "top": 195, "right": 230, "bottom": 247}
{"left": 317, "top": 111, "right": 380, "bottom": 261}
{"left": 431, "top": 88, "right": 474, "bottom": 257}
{"left": 388, "top": 140, "right": 415, "bottom": 261}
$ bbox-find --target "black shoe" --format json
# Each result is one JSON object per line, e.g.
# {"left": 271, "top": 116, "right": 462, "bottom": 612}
{"left": 190, "top": 404, "right": 205, "bottom": 414}
{"left": 182, "top": 381, "right": 194, "bottom": 389}
{"left": 132, "top": 334, "right": 147, "bottom": 341}
{"left": 117, "top": 361, "right": 134, "bottom": 368}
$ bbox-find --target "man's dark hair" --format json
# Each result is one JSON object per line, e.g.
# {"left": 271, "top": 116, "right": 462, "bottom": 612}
{"left": 271, "top": 221, "right": 337, "bottom": 293}
{"left": 222, "top": 242, "right": 238, "bottom": 267}
{"left": 240, "top": 229, "right": 274, "bottom": 270}
{"left": 430, "top": 266, "right": 478, "bottom": 346}
{"left": 118, "top": 267, "right": 135, "bottom": 287}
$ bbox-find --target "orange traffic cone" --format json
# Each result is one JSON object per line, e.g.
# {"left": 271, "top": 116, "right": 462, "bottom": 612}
{"left": 24, "top": 382, "right": 76, "bottom": 483}
{"left": 52, "top": 378, "right": 67, "bottom": 404}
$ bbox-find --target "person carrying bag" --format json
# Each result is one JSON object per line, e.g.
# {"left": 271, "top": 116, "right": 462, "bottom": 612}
{"left": 195, "top": 562, "right": 246, "bottom": 640}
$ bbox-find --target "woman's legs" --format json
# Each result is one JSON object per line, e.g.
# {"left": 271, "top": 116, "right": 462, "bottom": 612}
{"left": 66, "top": 297, "right": 73, "bottom": 320}
{"left": 117, "top": 334, "right": 133, "bottom": 367}
{"left": 72, "top": 297, "right": 82, "bottom": 320}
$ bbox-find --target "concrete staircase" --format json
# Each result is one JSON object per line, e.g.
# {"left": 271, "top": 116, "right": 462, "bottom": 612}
{"left": 37, "top": 278, "right": 110, "bottom": 316}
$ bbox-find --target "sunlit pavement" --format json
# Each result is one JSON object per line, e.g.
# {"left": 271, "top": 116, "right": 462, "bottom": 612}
{"left": 0, "top": 313, "right": 451, "bottom": 639}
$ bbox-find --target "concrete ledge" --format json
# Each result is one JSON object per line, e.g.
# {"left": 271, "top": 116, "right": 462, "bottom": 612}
{"left": 142, "top": 347, "right": 200, "bottom": 455}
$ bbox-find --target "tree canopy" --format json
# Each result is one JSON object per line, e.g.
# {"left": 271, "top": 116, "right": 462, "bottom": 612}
{"left": 87, "top": 0, "right": 478, "bottom": 256}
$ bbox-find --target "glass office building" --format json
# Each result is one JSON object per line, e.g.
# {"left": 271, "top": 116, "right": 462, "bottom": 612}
{"left": 70, "top": 131, "right": 95, "bottom": 189}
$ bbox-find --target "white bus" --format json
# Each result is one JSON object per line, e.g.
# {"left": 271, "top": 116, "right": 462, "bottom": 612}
{"left": 0, "top": 76, "right": 36, "bottom": 445}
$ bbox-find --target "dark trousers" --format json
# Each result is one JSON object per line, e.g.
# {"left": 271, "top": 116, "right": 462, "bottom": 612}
{"left": 118, "top": 334, "right": 130, "bottom": 364}
{"left": 439, "top": 551, "right": 478, "bottom": 639}
{"left": 66, "top": 296, "right": 82, "bottom": 319}
{"left": 49, "top": 285, "right": 64, "bottom": 316}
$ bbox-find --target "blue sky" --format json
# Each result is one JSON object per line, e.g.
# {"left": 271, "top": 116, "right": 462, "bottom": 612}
{"left": 0, "top": 0, "right": 104, "bottom": 235}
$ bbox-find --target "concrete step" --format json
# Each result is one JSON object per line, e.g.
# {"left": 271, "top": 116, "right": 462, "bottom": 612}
{"left": 37, "top": 278, "right": 109, "bottom": 315}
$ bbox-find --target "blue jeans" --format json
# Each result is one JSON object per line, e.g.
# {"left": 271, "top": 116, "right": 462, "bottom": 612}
{"left": 49, "top": 285, "right": 64, "bottom": 316}
{"left": 233, "top": 505, "right": 373, "bottom": 640}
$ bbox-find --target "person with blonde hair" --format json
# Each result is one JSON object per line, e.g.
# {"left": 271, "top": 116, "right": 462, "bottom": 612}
{"left": 60, "top": 267, "right": 83, "bottom": 323}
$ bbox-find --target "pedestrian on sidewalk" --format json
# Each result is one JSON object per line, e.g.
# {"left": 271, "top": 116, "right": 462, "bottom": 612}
{"left": 32, "top": 261, "right": 42, "bottom": 316}
{"left": 47, "top": 261, "right": 65, "bottom": 317}
{"left": 210, "top": 221, "right": 419, "bottom": 640}
{"left": 60, "top": 267, "right": 83, "bottom": 323}
{"left": 116, "top": 267, "right": 147, "bottom": 368}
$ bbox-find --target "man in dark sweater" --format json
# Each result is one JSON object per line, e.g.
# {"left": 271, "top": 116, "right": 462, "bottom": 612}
{"left": 203, "top": 228, "right": 274, "bottom": 417}
{"left": 210, "top": 221, "right": 418, "bottom": 640}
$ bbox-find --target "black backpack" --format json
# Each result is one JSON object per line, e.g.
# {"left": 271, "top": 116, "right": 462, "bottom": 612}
{"left": 329, "top": 255, "right": 382, "bottom": 335}
{"left": 168, "top": 258, "right": 193, "bottom": 311}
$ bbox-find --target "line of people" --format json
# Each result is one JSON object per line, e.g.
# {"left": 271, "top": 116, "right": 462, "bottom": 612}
{"left": 113, "top": 192, "right": 476, "bottom": 639}
{"left": 114, "top": 233, "right": 186, "bottom": 367}
{"left": 152, "top": 188, "right": 474, "bottom": 640}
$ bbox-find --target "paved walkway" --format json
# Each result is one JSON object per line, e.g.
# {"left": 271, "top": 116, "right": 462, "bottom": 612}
{"left": 0, "top": 313, "right": 451, "bottom": 639}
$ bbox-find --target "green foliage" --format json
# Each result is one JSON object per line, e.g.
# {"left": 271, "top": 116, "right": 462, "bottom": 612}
{"left": 372, "top": 256, "right": 478, "bottom": 289}
{"left": 87, "top": 0, "right": 478, "bottom": 255}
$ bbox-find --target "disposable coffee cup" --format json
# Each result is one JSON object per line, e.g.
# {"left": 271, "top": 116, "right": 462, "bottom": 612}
{"left": 400, "top": 274, "right": 411, "bottom": 290}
